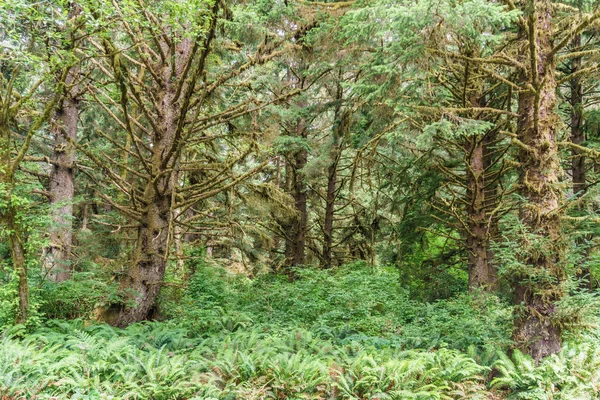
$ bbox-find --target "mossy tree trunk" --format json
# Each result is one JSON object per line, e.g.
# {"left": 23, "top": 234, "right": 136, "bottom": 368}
{"left": 513, "top": 0, "right": 564, "bottom": 361}
{"left": 107, "top": 36, "right": 191, "bottom": 327}
{"left": 44, "top": 67, "right": 79, "bottom": 283}
{"left": 284, "top": 144, "right": 308, "bottom": 267}
{"left": 465, "top": 134, "right": 496, "bottom": 290}
{"left": 0, "top": 67, "right": 67, "bottom": 325}
{"left": 322, "top": 80, "right": 350, "bottom": 270}
{"left": 569, "top": 34, "right": 592, "bottom": 289}
{"left": 284, "top": 75, "right": 309, "bottom": 269}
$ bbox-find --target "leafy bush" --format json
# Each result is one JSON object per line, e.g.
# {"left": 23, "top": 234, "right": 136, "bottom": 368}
{"left": 37, "top": 271, "right": 120, "bottom": 320}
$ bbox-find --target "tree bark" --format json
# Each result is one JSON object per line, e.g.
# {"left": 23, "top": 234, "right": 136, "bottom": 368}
{"left": 284, "top": 91, "right": 309, "bottom": 268}
{"left": 465, "top": 135, "right": 493, "bottom": 289}
{"left": 43, "top": 66, "right": 79, "bottom": 282}
{"left": 7, "top": 214, "right": 28, "bottom": 325}
{"left": 569, "top": 34, "right": 591, "bottom": 289}
{"left": 462, "top": 74, "right": 498, "bottom": 290}
{"left": 285, "top": 147, "right": 308, "bottom": 267}
{"left": 103, "top": 35, "right": 192, "bottom": 327}
{"left": 513, "top": 0, "right": 564, "bottom": 361}
{"left": 322, "top": 82, "right": 348, "bottom": 269}
{"left": 111, "top": 195, "right": 171, "bottom": 327}
{"left": 322, "top": 155, "right": 337, "bottom": 269}
{"left": 482, "top": 130, "right": 499, "bottom": 287}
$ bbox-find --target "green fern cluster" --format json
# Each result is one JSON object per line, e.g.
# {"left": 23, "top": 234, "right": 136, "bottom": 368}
{"left": 0, "top": 321, "right": 488, "bottom": 399}
{"left": 174, "top": 263, "right": 512, "bottom": 353}
{"left": 492, "top": 338, "right": 600, "bottom": 399}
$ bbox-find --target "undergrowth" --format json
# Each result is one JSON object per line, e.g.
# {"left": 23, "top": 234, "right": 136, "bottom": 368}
{"left": 1, "top": 263, "right": 599, "bottom": 399}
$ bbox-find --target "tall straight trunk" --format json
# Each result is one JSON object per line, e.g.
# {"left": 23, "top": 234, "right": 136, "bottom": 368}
{"left": 462, "top": 78, "right": 498, "bottom": 290}
{"left": 283, "top": 150, "right": 308, "bottom": 267}
{"left": 284, "top": 162, "right": 295, "bottom": 263}
{"left": 43, "top": 67, "right": 79, "bottom": 282}
{"left": 513, "top": 0, "right": 564, "bottom": 361}
{"left": 465, "top": 135, "right": 492, "bottom": 289}
{"left": 569, "top": 34, "right": 591, "bottom": 288}
{"left": 465, "top": 132, "right": 500, "bottom": 290}
{"left": 284, "top": 109, "right": 308, "bottom": 268}
{"left": 290, "top": 148, "right": 308, "bottom": 266}
{"left": 482, "top": 130, "right": 499, "bottom": 286}
{"left": 322, "top": 83, "right": 347, "bottom": 269}
{"left": 322, "top": 156, "right": 337, "bottom": 269}
{"left": 7, "top": 213, "right": 28, "bottom": 324}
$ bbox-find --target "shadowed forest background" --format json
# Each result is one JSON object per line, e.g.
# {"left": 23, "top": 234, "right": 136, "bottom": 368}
{"left": 3, "top": 0, "right": 600, "bottom": 398}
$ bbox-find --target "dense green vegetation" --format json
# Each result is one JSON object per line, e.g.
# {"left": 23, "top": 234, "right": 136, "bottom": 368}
{"left": 3, "top": 0, "right": 600, "bottom": 397}
{"left": 1, "top": 262, "right": 600, "bottom": 399}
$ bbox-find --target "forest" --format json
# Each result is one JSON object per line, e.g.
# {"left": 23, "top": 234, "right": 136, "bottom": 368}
{"left": 2, "top": 0, "right": 600, "bottom": 398}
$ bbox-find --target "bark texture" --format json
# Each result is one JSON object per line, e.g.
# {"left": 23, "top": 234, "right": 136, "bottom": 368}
{"left": 513, "top": 0, "right": 564, "bottom": 362}
{"left": 284, "top": 77, "right": 309, "bottom": 269}
{"left": 8, "top": 215, "right": 28, "bottom": 324}
{"left": 569, "top": 34, "right": 592, "bottom": 289}
{"left": 107, "top": 34, "right": 194, "bottom": 327}
{"left": 284, "top": 145, "right": 308, "bottom": 267}
{"left": 322, "top": 84, "right": 348, "bottom": 269}
{"left": 460, "top": 71, "right": 499, "bottom": 290}
{"left": 465, "top": 135, "right": 494, "bottom": 289}
{"left": 43, "top": 67, "right": 79, "bottom": 282}
{"left": 322, "top": 153, "right": 338, "bottom": 269}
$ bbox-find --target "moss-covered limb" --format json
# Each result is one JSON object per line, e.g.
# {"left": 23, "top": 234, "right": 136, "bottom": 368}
{"left": 550, "top": 6, "right": 600, "bottom": 57}
{"left": 557, "top": 64, "right": 600, "bottom": 85}
{"left": 428, "top": 48, "right": 527, "bottom": 71}
{"left": 414, "top": 105, "right": 519, "bottom": 118}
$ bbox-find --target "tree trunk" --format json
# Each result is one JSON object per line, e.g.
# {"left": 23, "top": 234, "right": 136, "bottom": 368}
{"left": 7, "top": 214, "right": 28, "bottom": 325}
{"left": 291, "top": 148, "right": 308, "bottom": 266}
{"left": 283, "top": 150, "right": 308, "bottom": 268}
{"left": 465, "top": 135, "right": 493, "bottom": 290}
{"left": 513, "top": 0, "right": 564, "bottom": 361}
{"left": 569, "top": 34, "right": 591, "bottom": 289}
{"left": 482, "top": 130, "right": 499, "bottom": 287}
{"left": 102, "top": 36, "right": 192, "bottom": 326}
{"left": 284, "top": 117, "right": 308, "bottom": 268}
{"left": 111, "top": 196, "right": 171, "bottom": 327}
{"left": 284, "top": 161, "right": 295, "bottom": 263}
{"left": 323, "top": 157, "right": 337, "bottom": 269}
{"left": 463, "top": 81, "right": 498, "bottom": 290}
{"left": 322, "top": 82, "right": 348, "bottom": 269}
{"left": 43, "top": 67, "right": 79, "bottom": 282}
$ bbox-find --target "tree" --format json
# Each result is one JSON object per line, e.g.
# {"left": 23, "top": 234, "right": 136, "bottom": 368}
{"left": 508, "top": 0, "right": 600, "bottom": 361}
{"left": 42, "top": 2, "right": 85, "bottom": 283}
{"left": 0, "top": 0, "right": 74, "bottom": 322}
{"left": 80, "top": 0, "right": 297, "bottom": 326}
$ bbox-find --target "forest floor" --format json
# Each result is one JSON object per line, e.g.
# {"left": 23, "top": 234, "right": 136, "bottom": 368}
{"left": 1, "top": 263, "right": 599, "bottom": 399}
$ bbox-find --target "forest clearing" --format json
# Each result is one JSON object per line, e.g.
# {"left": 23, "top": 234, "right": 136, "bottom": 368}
{"left": 2, "top": 0, "right": 600, "bottom": 398}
